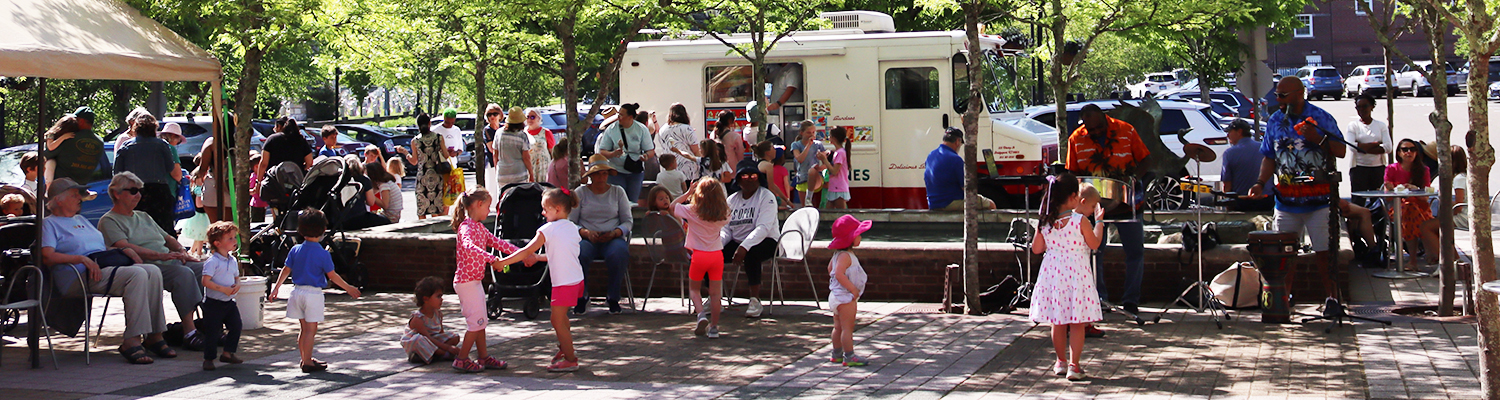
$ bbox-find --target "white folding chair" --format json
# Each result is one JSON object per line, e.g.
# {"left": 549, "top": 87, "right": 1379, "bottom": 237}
{"left": 1, "top": 265, "right": 57, "bottom": 369}
{"left": 768, "top": 207, "right": 821, "bottom": 315}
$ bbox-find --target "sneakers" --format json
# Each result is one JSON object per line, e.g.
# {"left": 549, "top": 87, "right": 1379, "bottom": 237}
{"left": 829, "top": 350, "right": 844, "bottom": 363}
{"left": 694, "top": 313, "right": 709, "bottom": 336}
{"left": 451, "top": 358, "right": 483, "bottom": 373}
{"left": 745, "top": 297, "right": 763, "bottom": 318}
{"left": 608, "top": 301, "right": 623, "bottom": 315}
{"left": 1066, "top": 364, "right": 1087, "bottom": 381}
{"left": 573, "top": 301, "right": 588, "bottom": 315}
{"left": 476, "top": 356, "right": 508, "bottom": 370}
{"left": 843, "top": 355, "right": 868, "bottom": 367}
{"left": 707, "top": 326, "right": 720, "bottom": 339}
{"left": 1053, "top": 360, "right": 1067, "bottom": 376}
{"left": 1084, "top": 324, "right": 1106, "bottom": 338}
{"left": 547, "top": 358, "right": 580, "bottom": 372}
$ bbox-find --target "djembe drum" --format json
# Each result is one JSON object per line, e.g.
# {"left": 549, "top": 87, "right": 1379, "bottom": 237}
{"left": 1247, "top": 231, "right": 1300, "bottom": 323}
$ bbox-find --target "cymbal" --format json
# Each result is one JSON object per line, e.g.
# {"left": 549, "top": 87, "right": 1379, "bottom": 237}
{"left": 1183, "top": 143, "right": 1217, "bottom": 163}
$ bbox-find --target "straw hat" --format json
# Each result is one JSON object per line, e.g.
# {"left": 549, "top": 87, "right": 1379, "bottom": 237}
{"left": 828, "top": 215, "right": 873, "bottom": 250}
{"left": 584, "top": 154, "right": 617, "bottom": 177}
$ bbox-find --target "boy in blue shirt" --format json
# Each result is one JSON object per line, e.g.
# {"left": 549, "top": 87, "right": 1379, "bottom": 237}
{"left": 271, "top": 208, "right": 362, "bottom": 373}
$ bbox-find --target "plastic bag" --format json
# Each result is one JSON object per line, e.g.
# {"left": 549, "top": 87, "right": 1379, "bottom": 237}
{"left": 442, "top": 163, "right": 465, "bottom": 208}
{"left": 174, "top": 173, "right": 195, "bottom": 220}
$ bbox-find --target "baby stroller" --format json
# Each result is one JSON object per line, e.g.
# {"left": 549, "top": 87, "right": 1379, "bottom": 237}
{"left": 486, "top": 182, "right": 555, "bottom": 320}
{"left": 245, "top": 158, "right": 369, "bottom": 289}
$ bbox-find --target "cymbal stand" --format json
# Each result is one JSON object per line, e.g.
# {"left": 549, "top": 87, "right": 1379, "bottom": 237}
{"left": 1154, "top": 160, "right": 1230, "bottom": 329}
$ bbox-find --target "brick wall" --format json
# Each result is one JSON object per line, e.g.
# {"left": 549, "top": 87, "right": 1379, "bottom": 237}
{"left": 355, "top": 232, "right": 1350, "bottom": 307}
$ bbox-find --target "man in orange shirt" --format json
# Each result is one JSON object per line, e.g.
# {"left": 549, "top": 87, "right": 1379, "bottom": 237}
{"left": 1065, "top": 104, "right": 1151, "bottom": 332}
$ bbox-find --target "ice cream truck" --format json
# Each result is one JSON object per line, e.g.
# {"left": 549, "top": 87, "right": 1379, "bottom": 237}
{"left": 619, "top": 11, "right": 1056, "bottom": 209}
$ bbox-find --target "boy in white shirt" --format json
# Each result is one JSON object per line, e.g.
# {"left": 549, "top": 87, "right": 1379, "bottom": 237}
{"left": 656, "top": 153, "right": 688, "bottom": 198}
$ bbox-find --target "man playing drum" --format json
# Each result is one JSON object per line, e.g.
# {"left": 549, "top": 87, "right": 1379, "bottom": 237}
{"left": 1065, "top": 104, "right": 1150, "bottom": 334}
{"left": 1248, "top": 77, "right": 1346, "bottom": 308}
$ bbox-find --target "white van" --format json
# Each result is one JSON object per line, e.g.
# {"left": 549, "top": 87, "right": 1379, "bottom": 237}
{"left": 619, "top": 11, "right": 1054, "bottom": 209}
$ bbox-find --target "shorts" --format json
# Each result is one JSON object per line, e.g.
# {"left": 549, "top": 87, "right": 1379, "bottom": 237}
{"left": 453, "top": 280, "right": 487, "bottom": 332}
{"left": 1273, "top": 207, "right": 1331, "bottom": 252}
{"left": 826, "top": 191, "right": 851, "bottom": 201}
{"left": 829, "top": 291, "right": 856, "bottom": 317}
{"left": 688, "top": 250, "right": 724, "bottom": 281}
{"left": 795, "top": 182, "right": 808, "bottom": 193}
{"left": 551, "top": 282, "right": 585, "bottom": 307}
{"left": 286, "top": 285, "right": 325, "bottom": 323}
{"left": 201, "top": 175, "right": 219, "bottom": 207}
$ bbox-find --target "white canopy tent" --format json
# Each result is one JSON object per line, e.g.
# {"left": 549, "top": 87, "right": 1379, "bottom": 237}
{"left": 0, "top": 0, "right": 225, "bottom": 368}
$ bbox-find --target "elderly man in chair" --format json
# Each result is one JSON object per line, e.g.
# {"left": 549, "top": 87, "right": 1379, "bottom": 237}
{"left": 97, "top": 172, "right": 208, "bottom": 351}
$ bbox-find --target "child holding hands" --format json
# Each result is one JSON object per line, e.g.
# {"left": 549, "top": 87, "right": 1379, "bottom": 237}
{"left": 1029, "top": 174, "right": 1105, "bottom": 381}
{"left": 199, "top": 221, "right": 244, "bottom": 371}
{"left": 448, "top": 187, "right": 528, "bottom": 373}
{"left": 489, "top": 188, "right": 586, "bottom": 372}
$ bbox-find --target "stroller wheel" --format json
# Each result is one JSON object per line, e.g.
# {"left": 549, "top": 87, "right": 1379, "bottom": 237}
{"left": 523, "top": 296, "right": 541, "bottom": 320}
{"left": 487, "top": 292, "right": 504, "bottom": 321}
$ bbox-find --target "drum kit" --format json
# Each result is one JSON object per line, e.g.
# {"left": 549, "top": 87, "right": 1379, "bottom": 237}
{"left": 1154, "top": 143, "right": 1233, "bottom": 328}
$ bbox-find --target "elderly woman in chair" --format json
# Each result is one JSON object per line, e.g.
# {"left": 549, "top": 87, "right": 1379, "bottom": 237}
{"left": 42, "top": 178, "right": 174, "bottom": 364}
{"left": 98, "top": 172, "right": 207, "bottom": 351}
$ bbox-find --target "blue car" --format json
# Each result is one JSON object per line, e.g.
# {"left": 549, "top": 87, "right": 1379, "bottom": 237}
{"left": 537, "top": 109, "right": 604, "bottom": 156}
{"left": 0, "top": 144, "right": 114, "bottom": 224}
{"left": 1296, "top": 66, "right": 1344, "bottom": 101}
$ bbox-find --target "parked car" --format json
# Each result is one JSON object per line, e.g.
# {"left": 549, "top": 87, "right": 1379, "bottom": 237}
{"left": 1127, "top": 72, "right": 1180, "bottom": 99}
{"left": 333, "top": 124, "right": 414, "bottom": 157}
{"left": 1343, "top": 65, "right": 1390, "bottom": 98}
{"left": 536, "top": 109, "right": 605, "bottom": 156}
{"left": 0, "top": 144, "right": 112, "bottom": 223}
{"left": 105, "top": 114, "right": 267, "bottom": 172}
{"left": 1396, "top": 60, "right": 1462, "bottom": 97}
{"left": 1296, "top": 66, "right": 1344, "bottom": 100}
{"left": 1157, "top": 88, "right": 1253, "bottom": 119}
{"left": 300, "top": 128, "right": 375, "bottom": 157}
{"left": 1025, "top": 99, "right": 1230, "bottom": 176}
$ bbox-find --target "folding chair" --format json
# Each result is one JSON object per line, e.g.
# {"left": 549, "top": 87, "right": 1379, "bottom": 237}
{"left": 641, "top": 212, "right": 689, "bottom": 311}
{"left": 0, "top": 265, "right": 56, "bottom": 369}
{"left": 768, "top": 207, "right": 821, "bottom": 315}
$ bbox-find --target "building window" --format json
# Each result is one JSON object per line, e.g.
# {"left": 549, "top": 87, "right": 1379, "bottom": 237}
{"left": 1356, "top": 0, "right": 1374, "bottom": 15}
{"left": 1294, "top": 14, "right": 1313, "bottom": 38}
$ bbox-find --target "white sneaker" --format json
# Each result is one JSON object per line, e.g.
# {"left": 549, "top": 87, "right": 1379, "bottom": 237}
{"left": 706, "top": 326, "right": 720, "bottom": 339}
{"left": 746, "top": 298, "right": 763, "bottom": 318}
{"left": 695, "top": 313, "right": 709, "bottom": 336}
{"left": 1066, "top": 364, "right": 1087, "bottom": 381}
{"left": 1052, "top": 360, "right": 1067, "bottom": 376}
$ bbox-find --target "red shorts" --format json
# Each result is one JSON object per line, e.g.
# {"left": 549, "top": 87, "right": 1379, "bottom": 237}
{"left": 551, "top": 282, "right": 584, "bottom": 307}
{"left": 688, "top": 250, "right": 724, "bottom": 281}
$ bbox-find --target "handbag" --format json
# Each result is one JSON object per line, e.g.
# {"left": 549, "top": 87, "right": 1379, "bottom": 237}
{"left": 435, "top": 160, "right": 452, "bottom": 175}
{"left": 174, "top": 174, "right": 196, "bottom": 220}
{"left": 88, "top": 249, "right": 135, "bottom": 268}
{"left": 619, "top": 126, "right": 643, "bottom": 174}
{"left": 1180, "top": 221, "right": 1221, "bottom": 252}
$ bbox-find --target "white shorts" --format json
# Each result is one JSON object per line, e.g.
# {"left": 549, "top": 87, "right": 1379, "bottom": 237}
{"left": 453, "top": 281, "right": 488, "bottom": 332}
{"left": 286, "top": 285, "right": 325, "bottom": 322}
{"left": 829, "top": 291, "right": 856, "bottom": 317}
{"left": 1273, "top": 207, "right": 1331, "bottom": 252}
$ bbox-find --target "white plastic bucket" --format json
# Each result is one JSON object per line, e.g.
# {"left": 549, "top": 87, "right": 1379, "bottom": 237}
{"left": 235, "top": 276, "right": 268, "bottom": 330}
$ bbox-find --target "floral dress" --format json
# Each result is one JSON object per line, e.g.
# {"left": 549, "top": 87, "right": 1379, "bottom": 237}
{"left": 527, "top": 126, "right": 553, "bottom": 185}
{"left": 400, "top": 309, "right": 459, "bottom": 363}
{"left": 413, "top": 132, "right": 446, "bottom": 216}
{"left": 1030, "top": 213, "right": 1102, "bottom": 325}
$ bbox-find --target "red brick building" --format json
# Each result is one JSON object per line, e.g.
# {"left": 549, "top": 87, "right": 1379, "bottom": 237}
{"left": 1269, "top": 0, "right": 1460, "bottom": 76}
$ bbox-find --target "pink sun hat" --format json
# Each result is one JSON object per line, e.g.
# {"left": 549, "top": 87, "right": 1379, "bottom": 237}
{"left": 828, "top": 214, "right": 873, "bottom": 249}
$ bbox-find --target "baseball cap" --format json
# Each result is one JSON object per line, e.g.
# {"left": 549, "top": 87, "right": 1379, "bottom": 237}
{"left": 46, "top": 178, "right": 97, "bottom": 201}
{"left": 72, "top": 106, "right": 95, "bottom": 124}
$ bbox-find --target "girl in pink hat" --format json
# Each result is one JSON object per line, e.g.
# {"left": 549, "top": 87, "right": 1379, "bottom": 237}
{"left": 1030, "top": 173, "right": 1105, "bottom": 381}
{"left": 827, "top": 214, "right": 871, "bottom": 367}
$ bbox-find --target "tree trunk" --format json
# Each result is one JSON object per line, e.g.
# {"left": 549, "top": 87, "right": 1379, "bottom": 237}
{"left": 474, "top": 54, "right": 489, "bottom": 188}
{"left": 961, "top": 0, "right": 984, "bottom": 315}
{"left": 1464, "top": 51, "right": 1500, "bottom": 398}
{"left": 232, "top": 46, "right": 266, "bottom": 242}
{"left": 1049, "top": 0, "right": 1069, "bottom": 161}
{"left": 1424, "top": 14, "right": 1455, "bottom": 316}
{"left": 559, "top": 16, "right": 582, "bottom": 189}
{"left": 1384, "top": 48, "right": 1394, "bottom": 157}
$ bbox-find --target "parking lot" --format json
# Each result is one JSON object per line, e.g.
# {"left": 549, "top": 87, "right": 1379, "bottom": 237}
{"left": 1304, "top": 93, "right": 1500, "bottom": 197}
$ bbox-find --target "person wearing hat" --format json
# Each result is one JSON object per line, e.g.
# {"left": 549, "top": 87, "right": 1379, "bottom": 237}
{"left": 742, "top": 101, "right": 783, "bottom": 146}
{"left": 722, "top": 165, "right": 779, "bottom": 317}
{"left": 41, "top": 178, "right": 174, "bottom": 364}
{"left": 41, "top": 107, "right": 105, "bottom": 186}
{"left": 1220, "top": 119, "right": 1271, "bottom": 212}
{"left": 826, "top": 214, "right": 871, "bottom": 367}
{"left": 924, "top": 127, "right": 996, "bottom": 211}
{"left": 487, "top": 105, "right": 534, "bottom": 191}
{"left": 568, "top": 154, "right": 634, "bottom": 314}
{"left": 115, "top": 115, "right": 183, "bottom": 234}
{"left": 594, "top": 103, "right": 656, "bottom": 202}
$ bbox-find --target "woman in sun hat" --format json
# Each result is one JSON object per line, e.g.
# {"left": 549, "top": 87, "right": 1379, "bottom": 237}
{"left": 568, "top": 154, "right": 634, "bottom": 314}
{"left": 826, "top": 214, "right": 872, "bottom": 367}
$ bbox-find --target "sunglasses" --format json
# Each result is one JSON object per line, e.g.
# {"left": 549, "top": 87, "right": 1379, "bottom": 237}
{"left": 118, "top": 188, "right": 142, "bottom": 195}
{"left": 527, "top": 115, "right": 538, "bottom": 120}
{"left": 1398, "top": 147, "right": 1418, "bottom": 152}
{"left": 1275, "top": 92, "right": 1291, "bottom": 98}
{"left": 486, "top": 113, "right": 500, "bottom": 118}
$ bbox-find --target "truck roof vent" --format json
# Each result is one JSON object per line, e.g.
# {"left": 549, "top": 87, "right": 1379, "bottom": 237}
{"left": 819, "top": 11, "right": 896, "bottom": 34}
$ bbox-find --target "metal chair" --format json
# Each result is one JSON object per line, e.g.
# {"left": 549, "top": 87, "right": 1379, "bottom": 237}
{"left": 0, "top": 265, "right": 56, "bottom": 369}
{"left": 768, "top": 207, "right": 821, "bottom": 314}
{"left": 641, "top": 212, "right": 689, "bottom": 311}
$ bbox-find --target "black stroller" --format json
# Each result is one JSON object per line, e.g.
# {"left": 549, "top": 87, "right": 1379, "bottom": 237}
{"left": 486, "top": 182, "right": 556, "bottom": 320}
{"left": 245, "top": 158, "right": 369, "bottom": 289}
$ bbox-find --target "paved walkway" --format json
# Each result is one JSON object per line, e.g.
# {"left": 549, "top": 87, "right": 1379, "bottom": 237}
{"left": 0, "top": 267, "right": 1488, "bottom": 399}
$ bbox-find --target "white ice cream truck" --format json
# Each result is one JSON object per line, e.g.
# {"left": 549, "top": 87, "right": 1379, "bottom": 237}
{"left": 620, "top": 11, "right": 1056, "bottom": 209}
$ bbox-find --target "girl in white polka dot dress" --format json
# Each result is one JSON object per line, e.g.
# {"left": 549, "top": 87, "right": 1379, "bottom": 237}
{"left": 1029, "top": 173, "right": 1105, "bottom": 381}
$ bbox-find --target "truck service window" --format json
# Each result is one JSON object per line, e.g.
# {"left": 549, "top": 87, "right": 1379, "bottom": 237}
{"left": 885, "top": 67, "right": 939, "bottom": 109}
{"left": 705, "top": 66, "right": 754, "bottom": 104}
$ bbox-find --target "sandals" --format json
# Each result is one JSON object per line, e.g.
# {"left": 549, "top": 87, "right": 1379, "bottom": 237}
{"left": 144, "top": 340, "right": 177, "bottom": 359}
{"left": 119, "top": 345, "right": 154, "bottom": 364}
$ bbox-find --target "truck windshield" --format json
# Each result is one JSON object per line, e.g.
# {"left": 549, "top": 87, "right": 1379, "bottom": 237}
{"left": 953, "top": 49, "right": 1029, "bottom": 114}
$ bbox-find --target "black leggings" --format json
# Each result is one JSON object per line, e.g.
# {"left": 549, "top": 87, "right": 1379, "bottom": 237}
{"left": 200, "top": 298, "right": 242, "bottom": 360}
{"left": 140, "top": 183, "right": 177, "bottom": 235}
{"left": 723, "top": 239, "right": 778, "bottom": 286}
